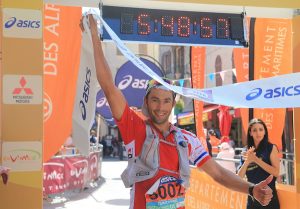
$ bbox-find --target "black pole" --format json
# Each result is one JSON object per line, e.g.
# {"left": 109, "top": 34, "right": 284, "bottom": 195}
{"left": 248, "top": 17, "right": 256, "bottom": 121}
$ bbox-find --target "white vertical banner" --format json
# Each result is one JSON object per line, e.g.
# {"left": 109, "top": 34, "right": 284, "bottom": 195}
{"left": 72, "top": 17, "right": 98, "bottom": 156}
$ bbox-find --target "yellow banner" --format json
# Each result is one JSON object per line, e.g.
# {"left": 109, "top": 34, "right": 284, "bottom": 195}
{"left": 2, "top": 0, "right": 42, "bottom": 9}
{"left": 1, "top": 1, "right": 43, "bottom": 209}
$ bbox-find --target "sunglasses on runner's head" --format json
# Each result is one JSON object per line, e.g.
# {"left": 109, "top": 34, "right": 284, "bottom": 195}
{"left": 145, "top": 78, "right": 175, "bottom": 97}
{"left": 147, "top": 78, "right": 173, "bottom": 89}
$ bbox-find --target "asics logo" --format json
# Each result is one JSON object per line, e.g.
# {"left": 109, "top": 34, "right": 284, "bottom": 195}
{"left": 5, "top": 17, "right": 41, "bottom": 29}
{"left": 79, "top": 68, "right": 91, "bottom": 120}
{"left": 97, "top": 97, "right": 109, "bottom": 108}
{"left": 246, "top": 85, "right": 300, "bottom": 101}
{"left": 118, "top": 75, "right": 148, "bottom": 90}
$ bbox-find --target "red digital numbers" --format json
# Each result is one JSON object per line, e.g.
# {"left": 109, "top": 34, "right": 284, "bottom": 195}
{"left": 200, "top": 17, "right": 212, "bottom": 38}
{"left": 161, "top": 16, "right": 174, "bottom": 36}
{"left": 216, "top": 18, "right": 230, "bottom": 39}
{"left": 135, "top": 13, "right": 231, "bottom": 39}
{"left": 138, "top": 13, "right": 151, "bottom": 35}
{"left": 177, "top": 16, "right": 190, "bottom": 37}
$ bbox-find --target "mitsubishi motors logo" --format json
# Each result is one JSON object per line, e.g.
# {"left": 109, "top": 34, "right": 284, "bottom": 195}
{"left": 13, "top": 76, "right": 33, "bottom": 95}
{"left": 3, "top": 75, "right": 42, "bottom": 105}
{"left": 11, "top": 76, "right": 34, "bottom": 103}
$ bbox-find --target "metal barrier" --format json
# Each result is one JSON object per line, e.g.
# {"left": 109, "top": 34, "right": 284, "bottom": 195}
{"left": 54, "top": 144, "right": 103, "bottom": 158}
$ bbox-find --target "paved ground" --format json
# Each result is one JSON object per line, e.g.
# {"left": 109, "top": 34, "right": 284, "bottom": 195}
{"left": 43, "top": 157, "right": 130, "bottom": 209}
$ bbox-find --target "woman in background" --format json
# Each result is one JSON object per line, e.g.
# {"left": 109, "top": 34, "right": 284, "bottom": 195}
{"left": 237, "top": 118, "right": 280, "bottom": 209}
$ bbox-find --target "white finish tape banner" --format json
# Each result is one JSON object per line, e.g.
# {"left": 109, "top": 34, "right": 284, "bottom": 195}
{"left": 88, "top": 11, "right": 300, "bottom": 109}
{"left": 72, "top": 16, "right": 98, "bottom": 156}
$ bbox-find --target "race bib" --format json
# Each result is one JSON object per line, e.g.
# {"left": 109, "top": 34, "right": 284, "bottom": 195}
{"left": 145, "top": 175, "right": 185, "bottom": 209}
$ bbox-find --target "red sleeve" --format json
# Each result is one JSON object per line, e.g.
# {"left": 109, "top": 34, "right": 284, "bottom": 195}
{"left": 115, "top": 104, "right": 146, "bottom": 155}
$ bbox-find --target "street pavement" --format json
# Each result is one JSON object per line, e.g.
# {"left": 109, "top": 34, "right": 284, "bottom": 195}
{"left": 43, "top": 157, "right": 130, "bottom": 209}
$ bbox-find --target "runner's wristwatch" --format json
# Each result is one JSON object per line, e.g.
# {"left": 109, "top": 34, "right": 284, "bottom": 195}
{"left": 248, "top": 184, "right": 255, "bottom": 197}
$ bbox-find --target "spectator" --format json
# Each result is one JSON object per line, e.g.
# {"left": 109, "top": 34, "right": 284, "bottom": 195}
{"left": 99, "top": 135, "right": 107, "bottom": 156}
{"left": 111, "top": 136, "right": 119, "bottom": 157}
{"left": 208, "top": 129, "right": 220, "bottom": 154}
{"left": 90, "top": 130, "right": 98, "bottom": 144}
{"left": 216, "top": 142, "right": 236, "bottom": 173}
{"left": 117, "top": 135, "right": 124, "bottom": 160}
{"left": 206, "top": 135, "right": 213, "bottom": 157}
{"left": 237, "top": 118, "right": 280, "bottom": 209}
{"left": 62, "top": 134, "right": 76, "bottom": 155}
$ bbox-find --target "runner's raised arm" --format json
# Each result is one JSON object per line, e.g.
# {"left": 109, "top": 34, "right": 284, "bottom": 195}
{"left": 80, "top": 14, "right": 126, "bottom": 120}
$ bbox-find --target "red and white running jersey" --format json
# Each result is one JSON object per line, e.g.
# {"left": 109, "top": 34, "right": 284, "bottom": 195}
{"left": 116, "top": 104, "right": 210, "bottom": 209}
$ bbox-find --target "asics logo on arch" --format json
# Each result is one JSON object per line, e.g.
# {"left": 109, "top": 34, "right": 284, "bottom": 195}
{"left": 5, "top": 17, "right": 41, "bottom": 29}
{"left": 246, "top": 85, "right": 300, "bottom": 101}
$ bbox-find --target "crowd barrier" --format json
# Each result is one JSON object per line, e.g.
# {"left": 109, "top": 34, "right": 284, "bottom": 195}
{"left": 43, "top": 146, "right": 102, "bottom": 196}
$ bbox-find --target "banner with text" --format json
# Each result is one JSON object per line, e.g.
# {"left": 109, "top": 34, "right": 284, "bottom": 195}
{"left": 186, "top": 168, "right": 247, "bottom": 209}
{"left": 233, "top": 48, "right": 249, "bottom": 144}
{"left": 254, "top": 18, "right": 292, "bottom": 150}
{"left": 72, "top": 16, "right": 99, "bottom": 156}
{"left": 191, "top": 47, "right": 207, "bottom": 148}
{"left": 43, "top": 5, "right": 82, "bottom": 161}
{"left": 43, "top": 152, "right": 101, "bottom": 195}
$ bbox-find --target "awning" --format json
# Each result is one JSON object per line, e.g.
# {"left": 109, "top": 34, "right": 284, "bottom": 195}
{"left": 203, "top": 104, "right": 219, "bottom": 113}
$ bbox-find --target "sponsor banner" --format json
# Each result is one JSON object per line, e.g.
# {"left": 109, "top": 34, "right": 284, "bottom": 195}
{"left": 210, "top": 73, "right": 300, "bottom": 107}
{"left": 63, "top": 156, "right": 89, "bottom": 190}
{"left": 233, "top": 47, "right": 249, "bottom": 141}
{"left": 72, "top": 15, "right": 98, "bottom": 156}
{"left": 43, "top": 159, "right": 66, "bottom": 195}
{"left": 186, "top": 168, "right": 246, "bottom": 209}
{"left": 2, "top": 141, "right": 42, "bottom": 172}
{"left": 254, "top": 18, "right": 292, "bottom": 150}
{"left": 191, "top": 47, "right": 206, "bottom": 148}
{"left": 96, "top": 89, "right": 112, "bottom": 119}
{"left": 95, "top": 91, "right": 118, "bottom": 127}
{"left": 3, "top": 74, "right": 42, "bottom": 104}
{"left": 3, "top": 8, "right": 42, "bottom": 39}
{"left": 43, "top": 152, "right": 100, "bottom": 195}
{"left": 43, "top": 5, "right": 82, "bottom": 162}
{"left": 115, "top": 58, "right": 163, "bottom": 109}
{"left": 88, "top": 152, "right": 99, "bottom": 180}
{"left": 91, "top": 13, "right": 300, "bottom": 108}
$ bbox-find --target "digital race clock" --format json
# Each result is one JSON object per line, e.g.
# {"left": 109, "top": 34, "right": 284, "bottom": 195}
{"left": 102, "top": 6, "right": 247, "bottom": 47}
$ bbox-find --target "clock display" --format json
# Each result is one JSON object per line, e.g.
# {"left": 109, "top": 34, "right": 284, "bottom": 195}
{"left": 102, "top": 6, "right": 247, "bottom": 47}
